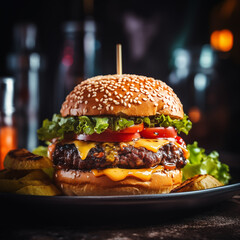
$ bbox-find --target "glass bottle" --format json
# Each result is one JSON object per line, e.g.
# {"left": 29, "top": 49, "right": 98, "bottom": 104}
{"left": 0, "top": 77, "right": 17, "bottom": 169}
{"left": 7, "top": 23, "right": 44, "bottom": 151}
{"left": 54, "top": 21, "right": 84, "bottom": 113}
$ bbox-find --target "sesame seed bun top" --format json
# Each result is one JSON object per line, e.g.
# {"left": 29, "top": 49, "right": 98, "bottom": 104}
{"left": 60, "top": 74, "right": 184, "bottom": 119}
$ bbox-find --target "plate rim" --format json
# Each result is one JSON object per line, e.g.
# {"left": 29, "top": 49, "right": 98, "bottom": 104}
{"left": 1, "top": 182, "right": 240, "bottom": 203}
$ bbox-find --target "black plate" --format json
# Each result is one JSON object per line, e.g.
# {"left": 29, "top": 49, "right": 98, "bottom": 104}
{"left": 1, "top": 152, "right": 240, "bottom": 218}
{"left": 1, "top": 183, "right": 240, "bottom": 215}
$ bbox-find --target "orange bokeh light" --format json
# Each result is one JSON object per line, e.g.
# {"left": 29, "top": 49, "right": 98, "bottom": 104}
{"left": 188, "top": 107, "right": 201, "bottom": 123}
{"left": 210, "top": 29, "right": 233, "bottom": 52}
{"left": 0, "top": 126, "right": 17, "bottom": 169}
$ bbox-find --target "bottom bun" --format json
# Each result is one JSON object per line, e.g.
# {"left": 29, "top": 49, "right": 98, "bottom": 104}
{"left": 54, "top": 168, "right": 182, "bottom": 196}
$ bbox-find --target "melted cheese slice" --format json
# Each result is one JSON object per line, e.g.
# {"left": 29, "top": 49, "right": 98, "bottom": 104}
{"left": 131, "top": 138, "right": 189, "bottom": 159}
{"left": 175, "top": 142, "right": 190, "bottom": 159}
{"left": 92, "top": 165, "right": 164, "bottom": 181}
{"left": 131, "top": 138, "right": 170, "bottom": 152}
{"left": 73, "top": 140, "right": 96, "bottom": 160}
{"left": 91, "top": 138, "right": 189, "bottom": 182}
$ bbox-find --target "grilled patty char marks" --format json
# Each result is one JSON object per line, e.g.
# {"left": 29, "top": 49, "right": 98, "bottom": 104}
{"left": 52, "top": 142, "right": 187, "bottom": 170}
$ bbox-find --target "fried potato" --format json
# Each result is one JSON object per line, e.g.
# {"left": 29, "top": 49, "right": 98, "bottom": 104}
{"left": 0, "top": 169, "right": 61, "bottom": 195}
{"left": 4, "top": 149, "right": 52, "bottom": 170}
{"left": 16, "top": 185, "right": 61, "bottom": 196}
{"left": 0, "top": 149, "right": 61, "bottom": 196}
{"left": 0, "top": 178, "right": 49, "bottom": 193}
{"left": 0, "top": 169, "right": 32, "bottom": 180}
{"left": 171, "top": 174, "right": 223, "bottom": 193}
{"left": 0, "top": 179, "right": 27, "bottom": 192}
{"left": 19, "top": 169, "right": 50, "bottom": 181}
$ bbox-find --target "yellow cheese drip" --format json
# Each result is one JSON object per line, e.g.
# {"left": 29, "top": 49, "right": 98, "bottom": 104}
{"left": 131, "top": 138, "right": 189, "bottom": 159}
{"left": 131, "top": 138, "right": 170, "bottom": 152}
{"left": 92, "top": 165, "right": 164, "bottom": 181}
{"left": 73, "top": 140, "right": 96, "bottom": 160}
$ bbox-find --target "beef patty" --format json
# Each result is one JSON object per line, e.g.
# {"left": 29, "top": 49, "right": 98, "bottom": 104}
{"left": 52, "top": 141, "right": 187, "bottom": 170}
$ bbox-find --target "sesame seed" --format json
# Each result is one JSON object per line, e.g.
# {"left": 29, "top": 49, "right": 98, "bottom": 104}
{"left": 142, "top": 98, "right": 147, "bottom": 101}
{"left": 110, "top": 106, "right": 114, "bottom": 111}
{"left": 154, "top": 103, "right": 158, "bottom": 107}
{"left": 95, "top": 98, "right": 99, "bottom": 102}
{"left": 128, "top": 103, "right": 131, "bottom": 108}
{"left": 87, "top": 94, "right": 91, "bottom": 98}
{"left": 85, "top": 101, "right": 88, "bottom": 104}
{"left": 92, "top": 106, "right": 97, "bottom": 109}
{"left": 138, "top": 101, "right": 142, "bottom": 104}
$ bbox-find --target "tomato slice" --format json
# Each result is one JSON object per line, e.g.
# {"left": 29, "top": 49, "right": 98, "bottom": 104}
{"left": 175, "top": 136, "right": 186, "bottom": 148}
{"left": 140, "top": 127, "right": 177, "bottom": 139}
{"left": 76, "top": 131, "right": 140, "bottom": 142}
{"left": 119, "top": 123, "right": 144, "bottom": 133}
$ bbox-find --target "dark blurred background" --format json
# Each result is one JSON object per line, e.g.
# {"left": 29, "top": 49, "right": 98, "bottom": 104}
{"left": 0, "top": 0, "right": 239, "bottom": 154}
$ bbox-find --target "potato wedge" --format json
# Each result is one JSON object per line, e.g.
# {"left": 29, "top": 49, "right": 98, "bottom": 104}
{"left": 0, "top": 179, "right": 50, "bottom": 193}
{"left": 171, "top": 174, "right": 223, "bottom": 193}
{"left": 0, "top": 179, "right": 27, "bottom": 192}
{"left": 0, "top": 169, "right": 30, "bottom": 180}
{"left": 19, "top": 169, "right": 50, "bottom": 181}
{"left": 16, "top": 185, "right": 61, "bottom": 196}
{"left": 0, "top": 169, "right": 61, "bottom": 196}
{"left": 4, "top": 149, "right": 52, "bottom": 170}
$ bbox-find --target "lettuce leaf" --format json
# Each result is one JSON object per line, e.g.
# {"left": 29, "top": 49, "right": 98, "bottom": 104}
{"left": 32, "top": 145, "right": 48, "bottom": 157}
{"left": 37, "top": 114, "right": 192, "bottom": 141}
{"left": 143, "top": 114, "right": 192, "bottom": 135}
{"left": 183, "top": 141, "right": 231, "bottom": 185}
{"left": 109, "top": 117, "right": 135, "bottom": 131}
{"left": 92, "top": 117, "right": 109, "bottom": 134}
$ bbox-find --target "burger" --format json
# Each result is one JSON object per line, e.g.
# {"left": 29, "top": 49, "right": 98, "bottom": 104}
{"left": 38, "top": 74, "right": 192, "bottom": 195}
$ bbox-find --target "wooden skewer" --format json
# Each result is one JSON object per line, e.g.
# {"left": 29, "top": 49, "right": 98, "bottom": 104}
{"left": 116, "top": 44, "right": 122, "bottom": 75}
